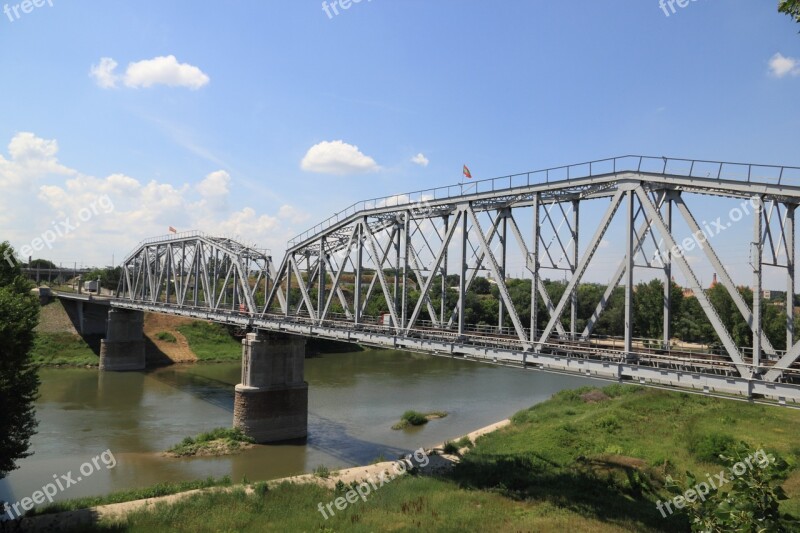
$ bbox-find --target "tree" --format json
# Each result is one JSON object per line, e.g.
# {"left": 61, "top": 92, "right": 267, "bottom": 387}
{"left": 668, "top": 443, "right": 798, "bottom": 532}
{"left": 0, "top": 242, "right": 40, "bottom": 478}
{"left": 28, "top": 259, "right": 57, "bottom": 270}
{"left": 472, "top": 277, "right": 491, "bottom": 295}
{"left": 779, "top": 0, "right": 800, "bottom": 23}
{"left": 85, "top": 266, "right": 122, "bottom": 291}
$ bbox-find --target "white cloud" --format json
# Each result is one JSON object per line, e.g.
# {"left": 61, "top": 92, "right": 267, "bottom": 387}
{"left": 300, "top": 140, "right": 379, "bottom": 175}
{"left": 411, "top": 153, "right": 429, "bottom": 167}
{"left": 89, "top": 55, "right": 210, "bottom": 90}
{"left": 768, "top": 53, "right": 800, "bottom": 78}
{"left": 278, "top": 205, "right": 310, "bottom": 224}
{"left": 0, "top": 132, "right": 304, "bottom": 266}
{"left": 125, "top": 55, "right": 210, "bottom": 89}
{"left": 0, "top": 132, "right": 74, "bottom": 187}
{"left": 196, "top": 170, "right": 231, "bottom": 198}
{"left": 90, "top": 57, "right": 119, "bottom": 89}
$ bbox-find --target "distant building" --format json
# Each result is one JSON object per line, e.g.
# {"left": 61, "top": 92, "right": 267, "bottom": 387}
{"left": 680, "top": 273, "right": 717, "bottom": 298}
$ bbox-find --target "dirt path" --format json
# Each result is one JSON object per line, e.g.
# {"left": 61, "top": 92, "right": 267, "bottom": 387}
{"left": 143, "top": 314, "right": 197, "bottom": 363}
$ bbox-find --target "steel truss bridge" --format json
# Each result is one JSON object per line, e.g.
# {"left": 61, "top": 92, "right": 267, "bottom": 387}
{"left": 113, "top": 155, "right": 800, "bottom": 405}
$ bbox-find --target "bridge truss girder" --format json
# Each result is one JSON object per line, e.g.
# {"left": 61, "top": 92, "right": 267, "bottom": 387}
{"left": 114, "top": 158, "right": 800, "bottom": 399}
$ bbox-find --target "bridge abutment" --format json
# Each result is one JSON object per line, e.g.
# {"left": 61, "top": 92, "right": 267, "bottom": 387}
{"left": 99, "top": 308, "right": 146, "bottom": 371}
{"left": 233, "top": 332, "right": 308, "bottom": 443}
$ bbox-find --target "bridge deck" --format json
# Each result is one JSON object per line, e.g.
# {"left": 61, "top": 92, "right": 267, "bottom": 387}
{"left": 111, "top": 300, "right": 800, "bottom": 406}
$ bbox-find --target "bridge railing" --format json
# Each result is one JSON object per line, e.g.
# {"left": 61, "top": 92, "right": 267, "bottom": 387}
{"left": 287, "top": 155, "right": 800, "bottom": 248}
{"left": 124, "top": 230, "right": 271, "bottom": 263}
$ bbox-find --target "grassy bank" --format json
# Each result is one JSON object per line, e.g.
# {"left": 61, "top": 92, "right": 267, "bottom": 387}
{"left": 27, "top": 476, "right": 232, "bottom": 516}
{"left": 29, "top": 332, "right": 99, "bottom": 366}
{"left": 46, "top": 385, "right": 800, "bottom": 532}
{"left": 175, "top": 322, "right": 241, "bottom": 362}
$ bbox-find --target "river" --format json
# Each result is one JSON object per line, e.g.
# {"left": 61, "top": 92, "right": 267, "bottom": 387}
{"left": 0, "top": 349, "right": 605, "bottom": 508}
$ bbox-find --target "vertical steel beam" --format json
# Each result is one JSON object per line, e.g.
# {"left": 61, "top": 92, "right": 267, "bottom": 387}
{"left": 405, "top": 211, "right": 462, "bottom": 332}
{"left": 674, "top": 196, "right": 776, "bottom": 355}
{"left": 441, "top": 215, "right": 449, "bottom": 325}
{"left": 787, "top": 204, "right": 796, "bottom": 350}
{"left": 498, "top": 210, "right": 507, "bottom": 330}
{"left": 165, "top": 245, "right": 172, "bottom": 304}
{"left": 635, "top": 187, "right": 750, "bottom": 376}
{"left": 624, "top": 190, "right": 635, "bottom": 355}
{"left": 531, "top": 194, "right": 540, "bottom": 342}
{"left": 318, "top": 239, "right": 326, "bottom": 321}
{"left": 537, "top": 190, "right": 625, "bottom": 350}
{"left": 507, "top": 214, "right": 568, "bottom": 338}
{"left": 459, "top": 209, "right": 468, "bottom": 336}
{"left": 194, "top": 243, "right": 200, "bottom": 307}
{"left": 285, "top": 253, "right": 292, "bottom": 317}
{"left": 354, "top": 221, "right": 364, "bottom": 325}
{"left": 663, "top": 196, "right": 672, "bottom": 349}
{"left": 753, "top": 196, "right": 763, "bottom": 372}
{"left": 401, "top": 211, "right": 410, "bottom": 330}
{"left": 394, "top": 221, "right": 401, "bottom": 311}
{"left": 571, "top": 200, "right": 579, "bottom": 340}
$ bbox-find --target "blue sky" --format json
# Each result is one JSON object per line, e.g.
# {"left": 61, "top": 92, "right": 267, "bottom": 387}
{"left": 0, "top": 0, "right": 798, "bottom": 286}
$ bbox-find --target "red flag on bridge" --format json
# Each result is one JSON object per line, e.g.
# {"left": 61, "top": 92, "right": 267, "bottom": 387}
{"left": 463, "top": 165, "right": 472, "bottom": 179}
{"left": 169, "top": 226, "right": 177, "bottom": 234}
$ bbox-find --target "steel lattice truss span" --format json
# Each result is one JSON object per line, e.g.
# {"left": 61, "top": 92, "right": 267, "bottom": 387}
{"left": 115, "top": 156, "right": 800, "bottom": 405}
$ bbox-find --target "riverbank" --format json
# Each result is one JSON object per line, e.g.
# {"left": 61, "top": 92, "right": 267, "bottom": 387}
{"left": 10, "top": 418, "right": 512, "bottom": 531}
{"left": 12, "top": 384, "right": 800, "bottom": 531}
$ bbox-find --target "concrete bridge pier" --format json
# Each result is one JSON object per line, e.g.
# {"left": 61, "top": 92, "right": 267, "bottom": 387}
{"left": 99, "top": 308, "right": 146, "bottom": 371}
{"left": 233, "top": 332, "right": 308, "bottom": 443}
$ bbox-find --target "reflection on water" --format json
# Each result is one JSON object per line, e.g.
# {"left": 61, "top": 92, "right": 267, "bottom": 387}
{"left": 0, "top": 349, "right": 605, "bottom": 507}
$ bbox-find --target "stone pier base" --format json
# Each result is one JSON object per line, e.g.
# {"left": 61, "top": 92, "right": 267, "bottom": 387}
{"left": 234, "top": 383, "right": 308, "bottom": 442}
{"left": 99, "top": 309, "right": 145, "bottom": 371}
{"left": 233, "top": 332, "right": 308, "bottom": 442}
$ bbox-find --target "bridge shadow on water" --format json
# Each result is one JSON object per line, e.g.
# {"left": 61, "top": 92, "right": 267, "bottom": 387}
{"left": 143, "top": 368, "right": 236, "bottom": 412}
{"left": 305, "top": 413, "right": 409, "bottom": 466}
{"left": 141, "top": 370, "right": 410, "bottom": 466}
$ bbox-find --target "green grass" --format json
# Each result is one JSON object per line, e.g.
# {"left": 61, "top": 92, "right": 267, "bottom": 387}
{"left": 392, "top": 410, "right": 449, "bottom": 430}
{"left": 313, "top": 465, "right": 331, "bottom": 479}
{"left": 176, "top": 322, "right": 241, "bottom": 362}
{"left": 92, "top": 477, "right": 645, "bottom": 532}
{"left": 166, "top": 428, "right": 254, "bottom": 457}
{"left": 29, "top": 332, "right": 99, "bottom": 366}
{"left": 452, "top": 384, "right": 800, "bottom": 525}
{"left": 26, "top": 476, "right": 232, "bottom": 516}
{"left": 39, "top": 385, "right": 800, "bottom": 532}
{"left": 155, "top": 331, "right": 177, "bottom": 343}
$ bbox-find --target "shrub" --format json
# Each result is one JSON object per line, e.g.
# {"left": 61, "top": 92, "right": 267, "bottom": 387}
{"left": 443, "top": 441, "right": 459, "bottom": 455}
{"left": 313, "top": 465, "right": 330, "bottom": 479}
{"left": 156, "top": 331, "right": 177, "bottom": 343}
{"left": 668, "top": 443, "right": 798, "bottom": 532}
{"left": 402, "top": 411, "right": 429, "bottom": 426}
{"left": 689, "top": 432, "right": 736, "bottom": 464}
